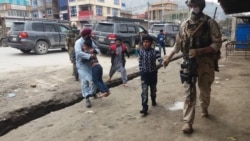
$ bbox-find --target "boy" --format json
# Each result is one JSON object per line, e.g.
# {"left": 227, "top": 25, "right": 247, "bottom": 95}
{"left": 82, "top": 40, "right": 110, "bottom": 97}
{"left": 139, "top": 36, "right": 164, "bottom": 116}
{"left": 157, "top": 29, "right": 166, "bottom": 56}
{"left": 108, "top": 38, "right": 129, "bottom": 87}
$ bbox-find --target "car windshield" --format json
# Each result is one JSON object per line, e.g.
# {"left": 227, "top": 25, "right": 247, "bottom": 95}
{"left": 11, "top": 23, "right": 24, "bottom": 31}
{"left": 95, "top": 23, "right": 114, "bottom": 33}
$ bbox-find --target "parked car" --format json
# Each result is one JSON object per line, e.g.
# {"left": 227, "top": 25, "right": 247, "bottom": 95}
{"left": 148, "top": 22, "right": 180, "bottom": 47}
{"left": 83, "top": 23, "right": 97, "bottom": 30}
{"left": 7, "top": 21, "right": 70, "bottom": 54}
{"left": 92, "top": 22, "right": 156, "bottom": 54}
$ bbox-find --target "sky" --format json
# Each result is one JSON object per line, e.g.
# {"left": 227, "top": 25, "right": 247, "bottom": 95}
{"left": 206, "top": 0, "right": 219, "bottom": 4}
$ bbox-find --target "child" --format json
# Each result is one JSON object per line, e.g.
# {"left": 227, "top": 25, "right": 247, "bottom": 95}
{"left": 82, "top": 40, "right": 110, "bottom": 97}
{"left": 108, "top": 38, "right": 129, "bottom": 87}
{"left": 157, "top": 29, "right": 166, "bottom": 56}
{"left": 138, "top": 36, "right": 164, "bottom": 116}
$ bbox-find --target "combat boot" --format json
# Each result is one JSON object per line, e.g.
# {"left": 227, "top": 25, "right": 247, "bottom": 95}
{"left": 182, "top": 123, "right": 193, "bottom": 134}
{"left": 201, "top": 107, "right": 208, "bottom": 117}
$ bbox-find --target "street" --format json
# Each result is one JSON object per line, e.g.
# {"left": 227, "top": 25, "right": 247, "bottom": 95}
{"left": 0, "top": 44, "right": 250, "bottom": 141}
{"left": 0, "top": 47, "right": 139, "bottom": 74}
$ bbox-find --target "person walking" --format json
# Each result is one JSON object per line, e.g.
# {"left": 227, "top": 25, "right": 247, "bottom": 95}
{"left": 157, "top": 29, "right": 166, "bottom": 56}
{"left": 66, "top": 28, "right": 79, "bottom": 81}
{"left": 163, "top": 0, "right": 222, "bottom": 134}
{"left": 139, "top": 36, "right": 164, "bottom": 116}
{"left": 82, "top": 40, "right": 111, "bottom": 97}
{"left": 75, "top": 28, "right": 98, "bottom": 108}
{"left": 108, "top": 38, "right": 129, "bottom": 87}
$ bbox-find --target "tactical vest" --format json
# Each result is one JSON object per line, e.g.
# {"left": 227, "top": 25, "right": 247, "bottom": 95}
{"left": 181, "top": 17, "right": 212, "bottom": 54}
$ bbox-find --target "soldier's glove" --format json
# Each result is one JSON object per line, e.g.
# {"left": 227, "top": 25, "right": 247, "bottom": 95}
{"left": 163, "top": 56, "right": 171, "bottom": 68}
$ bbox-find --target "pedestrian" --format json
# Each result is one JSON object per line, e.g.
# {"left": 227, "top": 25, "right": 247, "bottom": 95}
{"left": 139, "top": 35, "right": 164, "bottom": 116}
{"left": 163, "top": 0, "right": 222, "bottom": 134}
{"left": 75, "top": 28, "right": 98, "bottom": 108}
{"left": 108, "top": 38, "right": 129, "bottom": 87}
{"left": 82, "top": 40, "right": 111, "bottom": 97}
{"left": 157, "top": 29, "right": 166, "bottom": 56}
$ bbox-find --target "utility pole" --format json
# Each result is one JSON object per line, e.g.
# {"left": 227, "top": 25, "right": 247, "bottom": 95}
{"left": 161, "top": 0, "right": 164, "bottom": 22}
{"left": 147, "top": 1, "right": 150, "bottom": 29}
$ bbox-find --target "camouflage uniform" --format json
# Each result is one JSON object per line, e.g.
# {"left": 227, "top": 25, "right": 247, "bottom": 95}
{"left": 0, "top": 17, "right": 7, "bottom": 47}
{"left": 66, "top": 28, "right": 80, "bottom": 80}
{"left": 173, "top": 14, "right": 222, "bottom": 125}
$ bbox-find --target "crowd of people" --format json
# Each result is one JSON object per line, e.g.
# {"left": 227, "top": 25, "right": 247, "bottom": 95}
{"left": 66, "top": 0, "right": 222, "bottom": 134}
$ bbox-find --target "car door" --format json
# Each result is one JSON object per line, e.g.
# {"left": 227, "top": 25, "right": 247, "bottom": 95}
{"left": 57, "top": 24, "right": 70, "bottom": 47}
{"left": 44, "top": 23, "right": 60, "bottom": 47}
{"left": 117, "top": 24, "right": 130, "bottom": 43}
{"left": 127, "top": 25, "right": 137, "bottom": 47}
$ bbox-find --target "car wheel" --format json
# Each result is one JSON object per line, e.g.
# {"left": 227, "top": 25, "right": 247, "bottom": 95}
{"left": 35, "top": 41, "right": 49, "bottom": 55}
{"left": 168, "top": 37, "right": 176, "bottom": 47}
{"left": 20, "top": 49, "right": 32, "bottom": 54}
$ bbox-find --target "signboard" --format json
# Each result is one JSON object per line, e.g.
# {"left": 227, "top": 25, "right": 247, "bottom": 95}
{"left": 0, "top": 0, "right": 30, "bottom": 6}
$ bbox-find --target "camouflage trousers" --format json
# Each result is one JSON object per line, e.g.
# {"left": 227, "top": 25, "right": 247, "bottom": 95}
{"left": 182, "top": 56, "right": 215, "bottom": 124}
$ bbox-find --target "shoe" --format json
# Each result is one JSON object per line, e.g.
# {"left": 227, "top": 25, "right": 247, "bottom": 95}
{"left": 152, "top": 100, "right": 157, "bottom": 106}
{"left": 86, "top": 98, "right": 92, "bottom": 108}
{"left": 182, "top": 123, "right": 193, "bottom": 134}
{"left": 201, "top": 107, "right": 209, "bottom": 117}
{"left": 140, "top": 109, "right": 148, "bottom": 116}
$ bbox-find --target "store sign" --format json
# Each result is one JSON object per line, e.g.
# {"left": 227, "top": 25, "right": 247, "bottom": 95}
{"left": 11, "top": 4, "right": 26, "bottom": 10}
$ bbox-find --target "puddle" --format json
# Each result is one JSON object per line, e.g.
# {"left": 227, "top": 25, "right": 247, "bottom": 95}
{"left": 168, "top": 102, "right": 184, "bottom": 111}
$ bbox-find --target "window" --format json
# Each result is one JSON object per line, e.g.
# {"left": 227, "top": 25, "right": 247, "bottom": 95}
{"left": 12, "top": 23, "right": 25, "bottom": 31}
{"left": 46, "top": 0, "right": 51, "bottom": 3}
{"left": 128, "top": 26, "right": 136, "bottom": 33}
{"left": 114, "top": 0, "right": 119, "bottom": 5}
{"left": 70, "top": 6, "right": 77, "bottom": 17}
{"left": 97, "top": 0, "right": 104, "bottom": 2}
{"left": 58, "top": 25, "right": 69, "bottom": 33}
{"left": 119, "top": 24, "right": 128, "bottom": 33}
{"left": 32, "top": 23, "right": 44, "bottom": 31}
{"left": 112, "top": 8, "right": 118, "bottom": 16}
{"left": 95, "top": 23, "right": 114, "bottom": 33}
{"left": 107, "top": 7, "right": 110, "bottom": 14}
{"left": 47, "top": 8, "right": 52, "bottom": 16}
{"left": 96, "top": 6, "right": 103, "bottom": 16}
{"left": 44, "top": 24, "right": 56, "bottom": 32}
{"left": 138, "top": 26, "right": 146, "bottom": 33}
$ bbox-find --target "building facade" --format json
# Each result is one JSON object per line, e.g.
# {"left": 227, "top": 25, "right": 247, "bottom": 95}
{"left": 0, "top": 0, "right": 31, "bottom": 27}
{"left": 68, "top": 0, "right": 122, "bottom": 28}
{"left": 30, "top": 0, "right": 59, "bottom": 20}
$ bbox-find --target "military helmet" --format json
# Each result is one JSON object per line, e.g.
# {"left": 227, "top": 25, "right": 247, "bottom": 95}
{"left": 185, "top": 0, "right": 205, "bottom": 10}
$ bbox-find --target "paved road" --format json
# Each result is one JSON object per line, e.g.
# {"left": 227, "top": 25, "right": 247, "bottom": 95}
{"left": 0, "top": 47, "right": 140, "bottom": 74}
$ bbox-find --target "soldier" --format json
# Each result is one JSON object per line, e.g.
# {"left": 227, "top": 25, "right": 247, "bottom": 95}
{"left": 66, "top": 24, "right": 80, "bottom": 81}
{"left": 163, "top": 0, "right": 222, "bottom": 134}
